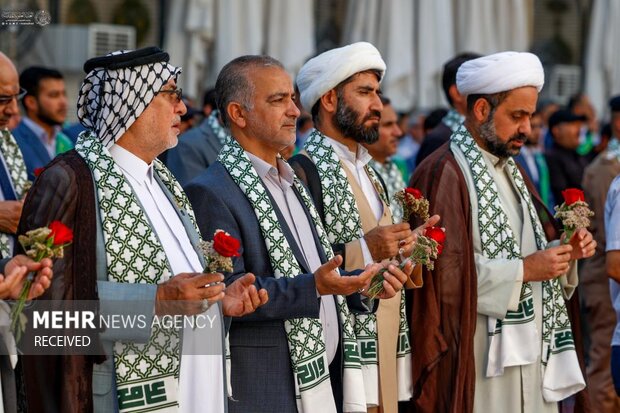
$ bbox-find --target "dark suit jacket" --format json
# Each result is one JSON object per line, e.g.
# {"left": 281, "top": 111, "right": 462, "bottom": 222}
{"left": 545, "top": 144, "right": 592, "bottom": 204}
{"left": 415, "top": 122, "right": 452, "bottom": 167}
{"left": 12, "top": 121, "right": 53, "bottom": 181}
{"left": 166, "top": 119, "right": 224, "bottom": 187}
{"left": 185, "top": 161, "right": 371, "bottom": 413}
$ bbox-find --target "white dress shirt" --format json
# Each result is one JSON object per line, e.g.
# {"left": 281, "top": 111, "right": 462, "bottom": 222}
{"left": 108, "top": 144, "right": 224, "bottom": 413}
{"left": 247, "top": 152, "right": 340, "bottom": 364}
{"left": 605, "top": 176, "right": 620, "bottom": 346}
{"left": 325, "top": 137, "right": 383, "bottom": 265}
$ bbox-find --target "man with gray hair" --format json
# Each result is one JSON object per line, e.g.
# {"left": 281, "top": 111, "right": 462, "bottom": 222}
{"left": 409, "top": 51, "right": 594, "bottom": 412}
{"left": 186, "top": 54, "right": 412, "bottom": 413}
{"left": 19, "top": 47, "right": 267, "bottom": 413}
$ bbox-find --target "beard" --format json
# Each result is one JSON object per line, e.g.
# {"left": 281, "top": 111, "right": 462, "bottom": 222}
{"left": 333, "top": 99, "right": 380, "bottom": 144}
{"left": 37, "top": 106, "right": 64, "bottom": 127}
{"left": 479, "top": 116, "right": 527, "bottom": 158}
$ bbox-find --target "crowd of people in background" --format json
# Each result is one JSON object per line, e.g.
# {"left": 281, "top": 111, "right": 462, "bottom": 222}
{"left": 0, "top": 41, "right": 619, "bottom": 413}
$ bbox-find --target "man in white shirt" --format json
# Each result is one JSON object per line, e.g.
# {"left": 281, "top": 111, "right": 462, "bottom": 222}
{"left": 291, "top": 42, "right": 438, "bottom": 413}
{"left": 606, "top": 175, "right": 620, "bottom": 398}
{"left": 19, "top": 47, "right": 267, "bottom": 413}
{"left": 186, "top": 54, "right": 412, "bottom": 413}
{"left": 409, "top": 51, "right": 596, "bottom": 413}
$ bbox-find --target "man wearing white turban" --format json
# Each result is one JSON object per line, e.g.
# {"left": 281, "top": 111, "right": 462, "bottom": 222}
{"left": 291, "top": 42, "right": 439, "bottom": 413}
{"left": 408, "top": 51, "right": 595, "bottom": 413}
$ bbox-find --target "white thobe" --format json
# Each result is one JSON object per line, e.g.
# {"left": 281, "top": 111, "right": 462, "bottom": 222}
{"left": 452, "top": 142, "right": 578, "bottom": 413}
{"left": 109, "top": 145, "right": 225, "bottom": 413}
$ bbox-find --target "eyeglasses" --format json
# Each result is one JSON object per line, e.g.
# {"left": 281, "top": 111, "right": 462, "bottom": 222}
{"left": 0, "top": 88, "right": 27, "bottom": 106}
{"left": 157, "top": 88, "right": 183, "bottom": 103}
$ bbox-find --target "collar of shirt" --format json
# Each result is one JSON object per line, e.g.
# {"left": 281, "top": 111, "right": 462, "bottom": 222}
{"left": 22, "top": 116, "right": 61, "bottom": 143}
{"left": 324, "top": 136, "right": 373, "bottom": 167}
{"left": 246, "top": 151, "right": 295, "bottom": 189}
{"left": 108, "top": 144, "right": 155, "bottom": 186}
{"left": 479, "top": 145, "right": 509, "bottom": 170}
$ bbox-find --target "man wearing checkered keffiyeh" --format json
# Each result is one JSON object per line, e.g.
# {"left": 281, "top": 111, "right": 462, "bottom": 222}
{"left": 18, "top": 47, "right": 267, "bottom": 413}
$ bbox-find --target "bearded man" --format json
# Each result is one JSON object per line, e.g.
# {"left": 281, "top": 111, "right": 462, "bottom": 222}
{"left": 290, "top": 42, "right": 438, "bottom": 413}
{"left": 13, "top": 66, "right": 73, "bottom": 179}
{"left": 409, "top": 51, "right": 595, "bottom": 413}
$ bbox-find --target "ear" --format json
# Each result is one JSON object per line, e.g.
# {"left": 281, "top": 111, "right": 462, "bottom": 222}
{"left": 227, "top": 102, "right": 246, "bottom": 129}
{"left": 448, "top": 84, "right": 461, "bottom": 104}
{"left": 23, "top": 95, "right": 37, "bottom": 113}
{"left": 472, "top": 98, "right": 490, "bottom": 123}
{"left": 319, "top": 89, "right": 338, "bottom": 115}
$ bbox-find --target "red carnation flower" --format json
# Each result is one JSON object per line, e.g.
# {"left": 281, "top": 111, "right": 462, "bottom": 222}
{"left": 47, "top": 221, "right": 73, "bottom": 245}
{"left": 561, "top": 188, "right": 585, "bottom": 206}
{"left": 405, "top": 187, "right": 423, "bottom": 199}
{"left": 424, "top": 226, "right": 446, "bottom": 245}
{"left": 213, "top": 231, "right": 241, "bottom": 257}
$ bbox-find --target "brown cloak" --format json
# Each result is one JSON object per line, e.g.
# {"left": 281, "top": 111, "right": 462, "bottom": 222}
{"left": 406, "top": 142, "right": 590, "bottom": 413}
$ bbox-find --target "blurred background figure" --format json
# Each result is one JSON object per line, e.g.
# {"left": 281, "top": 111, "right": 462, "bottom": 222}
{"left": 415, "top": 53, "right": 481, "bottom": 167}
{"left": 515, "top": 110, "right": 554, "bottom": 209}
{"left": 13, "top": 66, "right": 73, "bottom": 180}
{"left": 166, "top": 88, "right": 230, "bottom": 186}
{"left": 363, "top": 96, "right": 406, "bottom": 222}
{"left": 568, "top": 92, "right": 599, "bottom": 156}
{"left": 597, "top": 123, "right": 613, "bottom": 154}
{"left": 544, "top": 109, "right": 591, "bottom": 203}
{"left": 395, "top": 109, "right": 426, "bottom": 179}
{"left": 422, "top": 107, "right": 448, "bottom": 135}
{"left": 201, "top": 88, "right": 217, "bottom": 117}
{"left": 580, "top": 95, "right": 620, "bottom": 413}
{"left": 179, "top": 97, "right": 200, "bottom": 134}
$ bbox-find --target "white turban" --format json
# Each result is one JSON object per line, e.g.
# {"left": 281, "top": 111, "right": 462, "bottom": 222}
{"left": 297, "top": 42, "right": 386, "bottom": 111}
{"left": 456, "top": 51, "right": 544, "bottom": 96}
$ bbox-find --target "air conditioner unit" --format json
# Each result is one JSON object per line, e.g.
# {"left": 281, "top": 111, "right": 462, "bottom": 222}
{"left": 88, "top": 24, "right": 136, "bottom": 58}
{"left": 547, "top": 65, "right": 582, "bottom": 105}
{"left": 17, "top": 24, "right": 135, "bottom": 73}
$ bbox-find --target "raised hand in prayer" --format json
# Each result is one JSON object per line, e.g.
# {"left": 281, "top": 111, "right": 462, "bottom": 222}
{"left": 0, "top": 200, "right": 23, "bottom": 234}
{"left": 314, "top": 255, "right": 382, "bottom": 296}
{"left": 155, "top": 272, "right": 226, "bottom": 315}
{"left": 221, "top": 273, "right": 269, "bottom": 317}
{"left": 0, "top": 255, "right": 53, "bottom": 300}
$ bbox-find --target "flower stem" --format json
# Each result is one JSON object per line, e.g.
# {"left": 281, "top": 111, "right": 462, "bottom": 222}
{"left": 563, "top": 228, "right": 575, "bottom": 245}
{"left": 10, "top": 274, "right": 33, "bottom": 342}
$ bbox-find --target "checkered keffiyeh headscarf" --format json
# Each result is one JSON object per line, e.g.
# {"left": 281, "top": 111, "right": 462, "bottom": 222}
{"left": 77, "top": 47, "right": 182, "bottom": 148}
